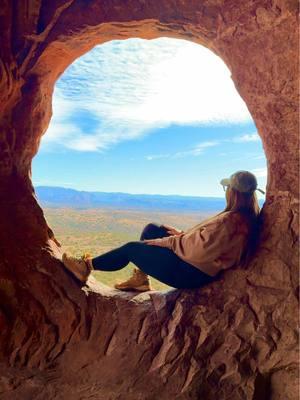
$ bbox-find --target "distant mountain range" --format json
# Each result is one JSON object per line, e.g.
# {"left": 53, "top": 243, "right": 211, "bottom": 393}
{"left": 35, "top": 186, "right": 228, "bottom": 213}
{"left": 36, "top": 186, "right": 265, "bottom": 212}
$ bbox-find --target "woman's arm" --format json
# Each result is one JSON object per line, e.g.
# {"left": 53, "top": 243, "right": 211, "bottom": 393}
{"left": 143, "top": 238, "right": 168, "bottom": 246}
{"left": 162, "top": 224, "right": 184, "bottom": 236}
{"left": 145, "top": 215, "right": 232, "bottom": 263}
{"left": 143, "top": 225, "right": 184, "bottom": 247}
{"left": 144, "top": 234, "right": 182, "bottom": 247}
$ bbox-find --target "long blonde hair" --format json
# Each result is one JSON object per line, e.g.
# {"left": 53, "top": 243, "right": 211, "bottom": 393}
{"left": 224, "top": 187, "right": 260, "bottom": 217}
{"left": 223, "top": 187, "right": 261, "bottom": 264}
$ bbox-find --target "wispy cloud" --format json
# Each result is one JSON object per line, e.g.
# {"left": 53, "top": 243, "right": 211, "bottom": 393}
{"left": 146, "top": 154, "right": 171, "bottom": 161}
{"left": 232, "top": 133, "right": 260, "bottom": 143}
{"left": 146, "top": 140, "right": 219, "bottom": 160}
{"left": 173, "top": 141, "right": 220, "bottom": 158}
{"left": 145, "top": 130, "right": 264, "bottom": 162}
{"left": 41, "top": 38, "right": 252, "bottom": 152}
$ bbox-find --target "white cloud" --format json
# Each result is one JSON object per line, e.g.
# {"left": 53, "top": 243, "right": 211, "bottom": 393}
{"left": 146, "top": 140, "right": 219, "bottom": 160}
{"left": 146, "top": 154, "right": 171, "bottom": 161}
{"left": 190, "top": 141, "right": 220, "bottom": 153}
{"left": 41, "top": 38, "right": 253, "bottom": 152}
{"left": 173, "top": 141, "right": 219, "bottom": 158}
{"left": 145, "top": 132, "right": 265, "bottom": 162}
{"left": 232, "top": 133, "right": 260, "bottom": 143}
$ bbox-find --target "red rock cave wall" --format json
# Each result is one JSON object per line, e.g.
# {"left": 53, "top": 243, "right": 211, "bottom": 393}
{"left": 0, "top": 1, "right": 298, "bottom": 399}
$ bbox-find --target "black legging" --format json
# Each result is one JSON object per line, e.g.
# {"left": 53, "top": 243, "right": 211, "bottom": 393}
{"left": 91, "top": 223, "right": 217, "bottom": 289}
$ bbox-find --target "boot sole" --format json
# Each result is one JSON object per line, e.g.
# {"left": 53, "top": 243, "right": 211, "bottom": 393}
{"left": 64, "top": 265, "right": 88, "bottom": 283}
{"left": 62, "top": 256, "right": 88, "bottom": 283}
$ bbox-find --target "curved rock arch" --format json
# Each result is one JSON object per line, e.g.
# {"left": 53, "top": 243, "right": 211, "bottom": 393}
{"left": 0, "top": 1, "right": 298, "bottom": 399}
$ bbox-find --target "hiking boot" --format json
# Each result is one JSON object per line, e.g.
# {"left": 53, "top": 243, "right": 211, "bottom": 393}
{"left": 114, "top": 268, "right": 152, "bottom": 292}
{"left": 62, "top": 253, "right": 92, "bottom": 283}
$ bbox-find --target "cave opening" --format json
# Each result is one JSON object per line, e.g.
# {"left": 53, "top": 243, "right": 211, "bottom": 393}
{"left": 0, "top": 3, "right": 298, "bottom": 397}
{"left": 31, "top": 38, "right": 266, "bottom": 291}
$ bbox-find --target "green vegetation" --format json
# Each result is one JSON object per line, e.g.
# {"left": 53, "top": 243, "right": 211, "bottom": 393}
{"left": 44, "top": 207, "right": 213, "bottom": 290}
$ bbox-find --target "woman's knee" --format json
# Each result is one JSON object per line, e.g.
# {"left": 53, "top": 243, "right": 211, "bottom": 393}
{"left": 143, "top": 223, "right": 159, "bottom": 232}
{"left": 140, "top": 223, "right": 160, "bottom": 240}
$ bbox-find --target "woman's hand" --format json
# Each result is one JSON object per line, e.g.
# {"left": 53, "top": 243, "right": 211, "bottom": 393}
{"left": 162, "top": 224, "right": 184, "bottom": 236}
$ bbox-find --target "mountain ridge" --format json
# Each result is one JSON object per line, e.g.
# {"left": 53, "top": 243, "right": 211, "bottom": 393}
{"left": 35, "top": 186, "right": 228, "bottom": 212}
{"left": 35, "top": 186, "right": 263, "bottom": 212}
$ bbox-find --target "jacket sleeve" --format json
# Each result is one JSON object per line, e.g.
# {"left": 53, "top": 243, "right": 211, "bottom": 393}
{"left": 148, "top": 216, "right": 236, "bottom": 265}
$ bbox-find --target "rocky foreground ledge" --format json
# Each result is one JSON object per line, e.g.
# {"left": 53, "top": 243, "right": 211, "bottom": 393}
{"left": 0, "top": 254, "right": 298, "bottom": 400}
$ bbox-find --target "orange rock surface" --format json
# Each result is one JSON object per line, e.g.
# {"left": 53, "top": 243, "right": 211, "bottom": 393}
{"left": 0, "top": 1, "right": 298, "bottom": 399}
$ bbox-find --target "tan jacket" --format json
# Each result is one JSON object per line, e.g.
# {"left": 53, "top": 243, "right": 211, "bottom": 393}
{"left": 152, "top": 211, "right": 251, "bottom": 276}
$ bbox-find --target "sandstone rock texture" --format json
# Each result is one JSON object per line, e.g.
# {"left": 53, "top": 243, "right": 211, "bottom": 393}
{"left": 0, "top": 1, "right": 299, "bottom": 399}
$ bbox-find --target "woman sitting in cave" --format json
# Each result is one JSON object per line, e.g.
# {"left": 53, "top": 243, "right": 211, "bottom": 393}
{"left": 62, "top": 171, "right": 264, "bottom": 291}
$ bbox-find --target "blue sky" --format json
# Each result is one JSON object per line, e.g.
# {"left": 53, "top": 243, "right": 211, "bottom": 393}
{"left": 32, "top": 38, "right": 267, "bottom": 198}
